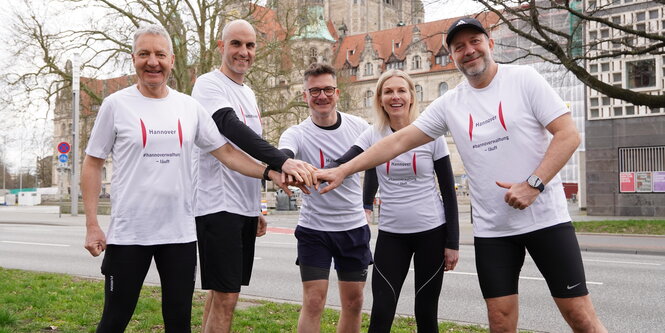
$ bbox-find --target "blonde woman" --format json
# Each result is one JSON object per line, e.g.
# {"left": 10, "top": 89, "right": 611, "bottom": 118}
{"left": 335, "top": 69, "right": 459, "bottom": 332}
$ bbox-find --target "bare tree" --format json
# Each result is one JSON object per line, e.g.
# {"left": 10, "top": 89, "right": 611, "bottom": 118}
{"left": 474, "top": 0, "right": 664, "bottom": 108}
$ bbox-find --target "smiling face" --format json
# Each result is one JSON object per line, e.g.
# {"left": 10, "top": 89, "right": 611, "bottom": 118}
{"left": 303, "top": 73, "right": 339, "bottom": 120}
{"left": 449, "top": 28, "right": 496, "bottom": 80}
{"left": 380, "top": 76, "right": 412, "bottom": 121}
{"left": 219, "top": 21, "right": 256, "bottom": 83}
{"left": 132, "top": 33, "right": 174, "bottom": 96}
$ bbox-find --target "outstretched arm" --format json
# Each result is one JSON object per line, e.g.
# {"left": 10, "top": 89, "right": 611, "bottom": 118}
{"left": 81, "top": 155, "right": 106, "bottom": 257}
{"left": 212, "top": 108, "right": 316, "bottom": 186}
{"left": 209, "top": 144, "right": 292, "bottom": 194}
{"left": 316, "top": 124, "right": 433, "bottom": 194}
{"left": 496, "top": 113, "right": 580, "bottom": 209}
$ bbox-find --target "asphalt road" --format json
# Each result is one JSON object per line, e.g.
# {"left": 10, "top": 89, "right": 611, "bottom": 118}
{"left": 1, "top": 209, "right": 664, "bottom": 332}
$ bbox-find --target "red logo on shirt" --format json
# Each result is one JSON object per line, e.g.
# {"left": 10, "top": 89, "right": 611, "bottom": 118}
{"left": 141, "top": 119, "right": 147, "bottom": 148}
{"left": 468, "top": 101, "right": 508, "bottom": 142}
{"left": 412, "top": 153, "right": 417, "bottom": 175}
{"left": 177, "top": 119, "right": 183, "bottom": 148}
{"left": 498, "top": 102, "right": 507, "bottom": 131}
{"left": 319, "top": 149, "right": 325, "bottom": 168}
{"left": 468, "top": 114, "right": 473, "bottom": 141}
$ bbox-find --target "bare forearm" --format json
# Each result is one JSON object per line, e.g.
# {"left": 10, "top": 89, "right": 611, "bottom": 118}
{"left": 340, "top": 125, "right": 433, "bottom": 175}
{"left": 534, "top": 116, "right": 580, "bottom": 184}
{"left": 81, "top": 156, "right": 104, "bottom": 226}
{"left": 210, "top": 144, "right": 265, "bottom": 179}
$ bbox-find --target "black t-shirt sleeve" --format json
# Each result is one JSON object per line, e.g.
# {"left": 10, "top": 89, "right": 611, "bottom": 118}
{"left": 363, "top": 168, "right": 378, "bottom": 210}
{"left": 212, "top": 107, "right": 288, "bottom": 170}
{"left": 434, "top": 155, "right": 459, "bottom": 250}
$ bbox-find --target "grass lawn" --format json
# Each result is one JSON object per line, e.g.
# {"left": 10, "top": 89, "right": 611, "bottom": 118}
{"left": 0, "top": 267, "right": 488, "bottom": 332}
{"left": 572, "top": 220, "right": 665, "bottom": 235}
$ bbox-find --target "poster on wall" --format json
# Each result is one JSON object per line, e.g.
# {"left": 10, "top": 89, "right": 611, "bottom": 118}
{"left": 619, "top": 172, "right": 635, "bottom": 193}
{"left": 653, "top": 171, "right": 665, "bottom": 193}
{"left": 635, "top": 172, "right": 652, "bottom": 192}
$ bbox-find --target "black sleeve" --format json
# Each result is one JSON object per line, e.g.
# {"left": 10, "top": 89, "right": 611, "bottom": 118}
{"left": 327, "top": 145, "right": 377, "bottom": 210}
{"left": 212, "top": 107, "right": 289, "bottom": 170}
{"left": 334, "top": 145, "right": 364, "bottom": 164}
{"left": 362, "top": 168, "right": 378, "bottom": 210}
{"left": 434, "top": 155, "right": 459, "bottom": 250}
{"left": 280, "top": 148, "right": 295, "bottom": 159}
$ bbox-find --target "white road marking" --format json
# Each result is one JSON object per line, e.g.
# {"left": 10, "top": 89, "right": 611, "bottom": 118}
{"left": 585, "top": 259, "right": 661, "bottom": 266}
{"left": 1, "top": 240, "right": 70, "bottom": 247}
{"left": 258, "top": 241, "right": 295, "bottom": 246}
{"left": 414, "top": 269, "right": 604, "bottom": 285}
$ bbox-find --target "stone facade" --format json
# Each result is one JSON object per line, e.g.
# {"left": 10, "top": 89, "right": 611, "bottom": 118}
{"left": 584, "top": 0, "right": 665, "bottom": 216}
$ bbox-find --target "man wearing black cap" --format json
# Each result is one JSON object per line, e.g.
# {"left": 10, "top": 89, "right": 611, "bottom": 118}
{"left": 316, "top": 17, "right": 606, "bottom": 333}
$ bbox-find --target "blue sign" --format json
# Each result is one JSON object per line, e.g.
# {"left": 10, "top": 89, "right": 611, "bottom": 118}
{"left": 59, "top": 154, "right": 69, "bottom": 163}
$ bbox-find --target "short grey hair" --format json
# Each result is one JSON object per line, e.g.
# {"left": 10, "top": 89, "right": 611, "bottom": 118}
{"left": 133, "top": 24, "right": 173, "bottom": 54}
{"left": 220, "top": 19, "right": 255, "bottom": 41}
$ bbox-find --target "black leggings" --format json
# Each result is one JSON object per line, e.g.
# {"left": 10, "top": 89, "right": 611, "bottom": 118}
{"left": 369, "top": 226, "right": 446, "bottom": 333}
{"left": 96, "top": 242, "right": 197, "bottom": 333}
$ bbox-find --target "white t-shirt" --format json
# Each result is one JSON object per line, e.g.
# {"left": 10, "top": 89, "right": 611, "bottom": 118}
{"left": 413, "top": 64, "right": 571, "bottom": 238}
{"left": 355, "top": 125, "right": 449, "bottom": 233}
{"left": 279, "top": 112, "right": 369, "bottom": 232}
{"left": 85, "top": 85, "right": 227, "bottom": 245}
{"left": 191, "top": 70, "right": 262, "bottom": 217}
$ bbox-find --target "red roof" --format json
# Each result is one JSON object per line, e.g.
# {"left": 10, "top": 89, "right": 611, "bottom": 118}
{"left": 332, "top": 12, "right": 499, "bottom": 75}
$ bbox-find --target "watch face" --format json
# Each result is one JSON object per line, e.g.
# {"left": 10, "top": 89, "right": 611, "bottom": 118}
{"left": 528, "top": 175, "right": 542, "bottom": 187}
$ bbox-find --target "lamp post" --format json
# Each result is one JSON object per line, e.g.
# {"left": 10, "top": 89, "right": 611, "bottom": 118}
{"left": 71, "top": 53, "right": 80, "bottom": 216}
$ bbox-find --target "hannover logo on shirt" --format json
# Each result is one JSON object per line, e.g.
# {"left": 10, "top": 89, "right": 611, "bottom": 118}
{"left": 140, "top": 118, "right": 183, "bottom": 164}
{"left": 468, "top": 101, "right": 510, "bottom": 152}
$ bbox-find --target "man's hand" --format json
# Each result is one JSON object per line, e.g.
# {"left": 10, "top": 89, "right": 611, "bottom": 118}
{"left": 496, "top": 181, "right": 540, "bottom": 210}
{"left": 314, "top": 167, "right": 348, "bottom": 194}
{"left": 257, "top": 215, "right": 267, "bottom": 237}
{"left": 84, "top": 223, "right": 107, "bottom": 257}
{"left": 281, "top": 159, "right": 318, "bottom": 187}
{"left": 364, "top": 209, "right": 373, "bottom": 224}
{"left": 269, "top": 170, "right": 294, "bottom": 196}
{"left": 444, "top": 248, "right": 459, "bottom": 271}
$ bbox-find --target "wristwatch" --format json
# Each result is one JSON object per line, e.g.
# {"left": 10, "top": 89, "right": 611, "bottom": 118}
{"left": 526, "top": 175, "right": 545, "bottom": 192}
{"left": 262, "top": 166, "right": 271, "bottom": 181}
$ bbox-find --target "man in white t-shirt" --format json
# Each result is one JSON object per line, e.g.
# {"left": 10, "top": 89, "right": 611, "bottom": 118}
{"left": 191, "top": 19, "right": 316, "bottom": 333}
{"left": 81, "top": 25, "right": 287, "bottom": 333}
{"left": 279, "top": 63, "right": 371, "bottom": 333}
{"left": 316, "top": 18, "right": 606, "bottom": 333}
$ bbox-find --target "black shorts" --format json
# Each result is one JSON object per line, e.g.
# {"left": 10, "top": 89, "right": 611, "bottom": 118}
{"left": 196, "top": 211, "right": 258, "bottom": 293}
{"left": 475, "top": 222, "right": 589, "bottom": 299}
{"left": 295, "top": 225, "right": 372, "bottom": 272}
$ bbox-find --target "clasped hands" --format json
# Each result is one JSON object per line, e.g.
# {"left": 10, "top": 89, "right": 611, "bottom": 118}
{"left": 270, "top": 161, "right": 351, "bottom": 196}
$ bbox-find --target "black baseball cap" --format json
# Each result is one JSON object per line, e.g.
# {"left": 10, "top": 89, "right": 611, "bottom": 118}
{"left": 445, "top": 18, "right": 489, "bottom": 48}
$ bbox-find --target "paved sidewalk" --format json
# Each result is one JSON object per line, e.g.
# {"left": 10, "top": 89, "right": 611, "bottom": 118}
{"left": 2, "top": 202, "right": 664, "bottom": 255}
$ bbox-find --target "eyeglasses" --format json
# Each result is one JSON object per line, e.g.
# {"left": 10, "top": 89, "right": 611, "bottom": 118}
{"left": 306, "top": 86, "right": 336, "bottom": 97}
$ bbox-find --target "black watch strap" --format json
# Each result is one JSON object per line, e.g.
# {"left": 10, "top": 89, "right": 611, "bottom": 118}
{"left": 262, "top": 166, "right": 271, "bottom": 181}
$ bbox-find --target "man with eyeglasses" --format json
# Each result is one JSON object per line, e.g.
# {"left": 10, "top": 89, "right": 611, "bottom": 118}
{"left": 278, "top": 63, "right": 371, "bottom": 333}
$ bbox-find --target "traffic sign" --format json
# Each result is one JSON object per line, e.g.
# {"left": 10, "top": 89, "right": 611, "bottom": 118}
{"left": 59, "top": 154, "right": 69, "bottom": 163}
{"left": 57, "top": 142, "right": 71, "bottom": 154}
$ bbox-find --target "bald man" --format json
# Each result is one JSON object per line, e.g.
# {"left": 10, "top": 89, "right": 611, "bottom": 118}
{"left": 191, "top": 20, "right": 316, "bottom": 333}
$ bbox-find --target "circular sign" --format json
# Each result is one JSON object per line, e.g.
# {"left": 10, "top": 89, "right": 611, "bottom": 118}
{"left": 57, "top": 142, "right": 71, "bottom": 154}
{"left": 58, "top": 154, "right": 69, "bottom": 163}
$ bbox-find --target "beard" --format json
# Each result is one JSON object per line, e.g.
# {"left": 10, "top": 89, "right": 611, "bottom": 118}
{"left": 456, "top": 54, "right": 489, "bottom": 78}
